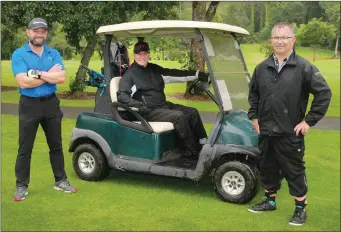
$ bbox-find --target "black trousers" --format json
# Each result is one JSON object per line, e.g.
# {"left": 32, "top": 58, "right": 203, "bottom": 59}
{"left": 16, "top": 94, "right": 67, "bottom": 187}
{"left": 258, "top": 135, "right": 308, "bottom": 197}
{"left": 143, "top": 102, "right": 207, "bottom": 153}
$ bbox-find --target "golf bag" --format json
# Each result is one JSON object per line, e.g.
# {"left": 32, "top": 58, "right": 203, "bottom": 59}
{"left": 94, "top": 42, "right": 130, "bottom": 114}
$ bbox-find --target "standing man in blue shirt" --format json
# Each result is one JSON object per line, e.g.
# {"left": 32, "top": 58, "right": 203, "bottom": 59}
{"left": 11, "top": 18, "right": 77, "bottom": 201}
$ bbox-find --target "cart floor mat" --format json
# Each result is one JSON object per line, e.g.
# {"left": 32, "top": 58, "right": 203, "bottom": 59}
{"left": 159, "top": 156, "right": 198, "bottom": 170}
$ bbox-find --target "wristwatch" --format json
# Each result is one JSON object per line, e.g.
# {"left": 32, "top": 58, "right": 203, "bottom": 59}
{"left": 27, "top": 69, "right": 41, "bottom": 79}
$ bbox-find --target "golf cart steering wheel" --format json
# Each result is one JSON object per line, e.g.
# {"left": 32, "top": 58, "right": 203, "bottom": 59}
{"left": 188, "top": 79, "right": 211, "bottom": 96}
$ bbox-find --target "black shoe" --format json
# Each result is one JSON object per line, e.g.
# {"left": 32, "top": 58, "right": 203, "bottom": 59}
{"left": 248, "top": 198, "right": 277, "bottom": 213}
{"left": 288, "top": 207, "right": 307, "bottom": 226}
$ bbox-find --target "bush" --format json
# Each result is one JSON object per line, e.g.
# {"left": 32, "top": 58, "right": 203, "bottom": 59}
{"left": 260, "top": 41, "right": 273, "bottom": 58}
{"left": 240, "top": 33, "right": 259, "bottom": 44}
{"left": 257, "top": 25, "right": 272, "bottom": 41}
{"left": 69, "top": 76, "right": 87, "bottom": 94}
{"left": 168, "top": 48, "right": 184, "bottom": 61}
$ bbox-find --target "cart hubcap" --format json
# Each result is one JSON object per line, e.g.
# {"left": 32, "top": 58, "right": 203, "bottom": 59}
{"left": 221, "top": 171, "right": 245, "bottom": 195}
{"left": 78, "top": 152, "right": 95, "bottom": 173}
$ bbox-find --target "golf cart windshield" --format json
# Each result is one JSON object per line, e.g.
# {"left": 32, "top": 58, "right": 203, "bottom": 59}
{"left": 203, "top": 32, "right": 250, "bottom": 112}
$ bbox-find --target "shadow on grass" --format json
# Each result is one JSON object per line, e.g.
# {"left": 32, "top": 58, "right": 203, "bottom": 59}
{"left": 102, "top": 169, "right": 217, "bottom": 199}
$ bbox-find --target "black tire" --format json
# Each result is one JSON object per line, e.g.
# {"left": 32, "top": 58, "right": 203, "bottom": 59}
{"left": 72, "top": 143, "right": 110, "bottom": 181}
{"left": 213, "top": 161, "right": 258, "bottom": 204}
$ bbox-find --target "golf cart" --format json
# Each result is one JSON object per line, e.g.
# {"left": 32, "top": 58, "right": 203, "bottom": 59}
{"left": 69, "top": 20, "right": 260, "bottom": 204}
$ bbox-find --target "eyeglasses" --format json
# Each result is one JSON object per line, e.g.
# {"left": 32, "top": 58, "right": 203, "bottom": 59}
{"left": 270, "top": 36, "right": 293, "bottom": 41}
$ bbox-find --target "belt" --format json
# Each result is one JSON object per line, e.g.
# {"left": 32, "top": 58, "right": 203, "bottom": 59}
{"left": 21, "top": 93, "right": 56, "bottom": 102}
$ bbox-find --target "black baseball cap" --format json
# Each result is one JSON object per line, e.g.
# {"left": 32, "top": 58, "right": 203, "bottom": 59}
{"left": 28, "top": 18, "right": 48, "bottom": 30}
{"left": 133, "top": 42, "right": 150, "bottom": 54}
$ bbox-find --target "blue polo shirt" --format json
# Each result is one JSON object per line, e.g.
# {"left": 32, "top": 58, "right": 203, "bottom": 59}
{"left": 11, "top": 41, "right": 65, "bottom": 97}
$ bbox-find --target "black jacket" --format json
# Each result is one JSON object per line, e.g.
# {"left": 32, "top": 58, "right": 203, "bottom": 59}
{"left": 248, "top": 51, "right": 331, "bottom": 135}
{"left": 117, "top": 61, "right": 196, "bottom": 109}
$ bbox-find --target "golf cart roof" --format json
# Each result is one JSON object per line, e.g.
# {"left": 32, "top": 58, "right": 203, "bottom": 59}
{"left": 96, "top": 20, "right": 249, "bottom": 37}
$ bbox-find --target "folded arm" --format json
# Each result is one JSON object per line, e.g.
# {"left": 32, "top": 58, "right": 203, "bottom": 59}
{"left": 15, "top": 73, "right": 46, "bottom": 89}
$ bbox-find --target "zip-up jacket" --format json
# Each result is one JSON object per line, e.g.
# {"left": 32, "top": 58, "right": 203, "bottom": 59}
{"left": 248, "top": 51, "right": 331, "bottom": 135}
{"left": 117, "top": 61, "right": 197, "bottom": 110}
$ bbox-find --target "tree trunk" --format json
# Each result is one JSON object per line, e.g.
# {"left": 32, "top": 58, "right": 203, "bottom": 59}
{"left": 313, "top": 46, "right": 316, "bottom": 62}
{"left": 265, "top": 2, "right": 269, "bottom": 27}
{"left": 335, "top": 36, "right": 339, "bottom": 59}
{"left": 250, "top": 2, "right": 255, "bottom": 33}
{"left": 75, "top": 33, "right": 98, "bottom": 87}
{"left": 72, "top": 34, "right": 97, "bottom": 94}
{"left": 185, "top": 2, "right": 220, "bottom": 97}
{"left": 205, "top": 1, "right": 220, "bottom": 21}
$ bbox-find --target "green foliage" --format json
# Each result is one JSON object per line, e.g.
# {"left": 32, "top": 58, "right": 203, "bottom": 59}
{"left": 147, "top": 37, "right": 182, "bottom": 61}
{"left": 257, "top": 25, "right": 272, "bottom": 41}
{"left": 69, "top": 76, "right": 87, "bottom": 94}
{"left": 48, "top": 23, "right": 75, "bottom": 60}
{"left": 296, "top": 18, "right": 336, "bottom": 47}
{"left": 320, "top": 2, "right": 340, "bottom": 36}
{"left": 260, "top": 41, "right": 273, "bottom": 58}
{"left": 268, "top": 2, "right": 307, "bottom": 26}
{"left": 168, "top": 48, "right": 185, "bottom": 61}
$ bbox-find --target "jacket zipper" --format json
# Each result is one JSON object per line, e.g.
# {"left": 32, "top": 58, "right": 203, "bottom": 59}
{"left": 142, "top": 95, "right": 147, "bottom": 106}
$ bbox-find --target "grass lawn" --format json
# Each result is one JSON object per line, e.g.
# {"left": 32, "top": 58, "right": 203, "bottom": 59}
{"left": 1, "top": 114, "right": 340, "bottom": 231}
{"left": 1, "top": 44, "right": 339, "bottom": 116}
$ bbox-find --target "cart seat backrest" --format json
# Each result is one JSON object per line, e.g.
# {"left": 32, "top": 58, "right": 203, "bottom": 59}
{"left": 109, "top": 76, "right": 174, "bottom": 133}
{"left": 110, "top": 76, "right": 122, "bottom": 103}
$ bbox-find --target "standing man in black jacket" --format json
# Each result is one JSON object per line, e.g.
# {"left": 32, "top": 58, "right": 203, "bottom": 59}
{"left": 117, "top": 41, "right": 209, "bottom": 157}
{"left": 247, "top": 23, "right": 331, "bottom": 226}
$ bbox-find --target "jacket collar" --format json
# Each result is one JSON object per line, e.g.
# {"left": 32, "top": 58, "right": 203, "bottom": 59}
{"left": 264, "top": 49, "right": 298, "bottom": 69}
{"left": 133, "top": 60, "right": 149, "bottom": 69}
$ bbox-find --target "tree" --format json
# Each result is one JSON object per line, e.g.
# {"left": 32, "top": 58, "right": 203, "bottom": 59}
{"left": 320, "top": 2, "right": 340, "bottom": 58}
{"left": 1, "top": 1, "right": 178, "bottom": 94}
{"left": 268, "top": 2, "right": 307, "bottom": 26}
{"left": 250, "top": 2, "right": 255, "bottom": 33}
{"left": 184, "top": 1, "right": 220, "bottom": 97}
{"left": 296, "top": 18, "right": 336, "bottom": 61}
{"left": 48, "top": 23, "right": 75, "bottom": 60}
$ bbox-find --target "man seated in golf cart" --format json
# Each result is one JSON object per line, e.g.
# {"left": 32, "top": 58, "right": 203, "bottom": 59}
{"left": 117, "top": 41, "right": 209, "bottom": 157}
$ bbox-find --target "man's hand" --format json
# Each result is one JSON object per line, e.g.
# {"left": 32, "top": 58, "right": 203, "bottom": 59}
{"left": 138, "top": 105, "right": 150, "bottom": 114}
{"left": 252, "top": 119, "right": 260, "bottom": 135}
{"left": 294, "top": 120, "right": 310, "bottom": 136}
{"left": 198, "top": 71, "right": 209, "bottom": 81}
{"left": 48, "top": 64, "right": 63, "bottom": 72}
{"left": 27, "top": 69, "right": 41, "bottom": 79}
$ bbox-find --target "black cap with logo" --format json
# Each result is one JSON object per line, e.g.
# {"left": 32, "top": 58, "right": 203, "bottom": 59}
{"left": 28, "top": 18, "right": 48, "bottom": 30}
{"left": 133, "top": 42, "right": 150, "bottom": 54}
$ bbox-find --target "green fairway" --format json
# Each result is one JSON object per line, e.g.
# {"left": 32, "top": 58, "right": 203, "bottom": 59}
{"left": 1, "top": 44, "right": 339, "bottom": 116}
{"left": 1, "top": 114, "right": 340, "bottom": 231}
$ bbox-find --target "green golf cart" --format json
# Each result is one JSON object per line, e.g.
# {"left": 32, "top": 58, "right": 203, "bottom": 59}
{"left": 69, "top": 20, "right": 260, "bottom": 204}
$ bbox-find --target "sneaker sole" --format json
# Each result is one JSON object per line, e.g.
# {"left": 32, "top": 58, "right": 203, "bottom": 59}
{"left": 248, "top": 208, "right": 276, "bottom": 213}
{"left": 53, "top": 186, "right": 73, "bottom": 193}
{"left": 288, "top": 222, "right": 304, "bottom": 226}
{"left": 13, "top": 192, "right": 28, "bottom": 201}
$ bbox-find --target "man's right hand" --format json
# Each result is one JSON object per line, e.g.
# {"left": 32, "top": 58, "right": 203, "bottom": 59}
{"left": 252, "top": 119, "right": 260, "bottom": 135}
{"left": 138, "top": 105, "right": 150, "bottom": 114}
{"left": 48, "top": 64, "right": 63, "bottom": 72}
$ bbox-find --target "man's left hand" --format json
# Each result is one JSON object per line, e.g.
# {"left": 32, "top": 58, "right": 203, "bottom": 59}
{"left": 198, "top": 71, "right": 209, "bottom": 81}
{"left": 48, "top": 64, "right": 63, "bottom": 72}
{"left": 294, "top": 120, "right": 310, "bottom": 136}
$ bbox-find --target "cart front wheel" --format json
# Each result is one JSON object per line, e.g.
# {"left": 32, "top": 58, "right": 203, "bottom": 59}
{"left": 213, "top": 161, "right": 258, "bottom": 204}
{"left": 72, "top": 143, "right": 110, "bottom": 181}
